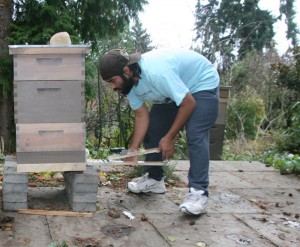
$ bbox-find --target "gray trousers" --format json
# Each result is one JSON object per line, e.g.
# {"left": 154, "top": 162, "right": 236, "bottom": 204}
{"left": 143, "top": 87, "right": 219, "bottom": 196}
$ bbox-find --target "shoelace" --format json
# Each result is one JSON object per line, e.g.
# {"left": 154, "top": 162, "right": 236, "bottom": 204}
{"left": 137, "top": 174, "right": 150, "bottom": 184}
{"left": 184, "top": 191, "right": 205, "bottom": 203}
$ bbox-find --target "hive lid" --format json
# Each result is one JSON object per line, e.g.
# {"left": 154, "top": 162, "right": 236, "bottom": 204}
{"left": 9, "top": 45, "right": 91, "bottom": 55}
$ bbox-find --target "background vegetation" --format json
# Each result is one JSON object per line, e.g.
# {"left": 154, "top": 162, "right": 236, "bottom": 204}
{"left": 0, "top": 0, "right": 299, "bottom": 175}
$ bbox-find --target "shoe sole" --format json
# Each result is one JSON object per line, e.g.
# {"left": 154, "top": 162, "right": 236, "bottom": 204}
{"left": 179, "top": 206, "right": 205, "bottom": 216}
{"left": 128, "top": 187, "right": 166, "bottom": 194}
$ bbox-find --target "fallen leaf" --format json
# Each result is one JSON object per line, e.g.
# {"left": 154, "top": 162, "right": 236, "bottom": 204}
{"left": 167, "top": 235, "right": 176, "bottom": 242}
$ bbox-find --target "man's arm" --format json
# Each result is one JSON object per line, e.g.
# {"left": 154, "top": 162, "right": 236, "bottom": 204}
{"left": 159, "top": 93, "right": 196, "bottom": 159}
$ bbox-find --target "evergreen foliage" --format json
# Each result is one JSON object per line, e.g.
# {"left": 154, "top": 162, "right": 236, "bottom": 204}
{"left": 10, "top": 0, "right": 147, "bottom": 48}
{"left": 194, "top": 0, "right": 278, "bottom": 69}
{"left": 130, "top": 18, "right": 153, "bottom": 53}
{"left": 279, "top": 0, "right": 299, "bottom": 46}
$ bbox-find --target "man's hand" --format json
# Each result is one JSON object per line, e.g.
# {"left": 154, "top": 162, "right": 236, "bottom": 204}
{"left": 159, "top": 136, "right": 175, "bottom": 160}
{"left": 123, "top": 148, "right": 139, "bottom": 163}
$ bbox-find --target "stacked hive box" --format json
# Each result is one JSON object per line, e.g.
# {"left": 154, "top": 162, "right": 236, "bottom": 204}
{"left": 9, "top": 45, "right": 90, "bottom": 172}
{"left": 209, "top": 86, "right": 231, "bottom": 160}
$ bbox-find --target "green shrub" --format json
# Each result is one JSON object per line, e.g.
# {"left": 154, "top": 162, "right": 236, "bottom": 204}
{"left": 262, "top": 151, "right": 300, "bottom": 175}
{"left": 226, "top": 88, "right": 265, "bottom": 140}
{"left": 276, "top": 102, "right": 300, "bottom": 154}
{"left": 174, "top": 129, "right": 189, "bottom": 160}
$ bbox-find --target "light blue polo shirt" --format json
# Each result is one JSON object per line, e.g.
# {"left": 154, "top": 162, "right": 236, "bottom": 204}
{"left": 127, "top": 49, "right": 219, "bottom": 110}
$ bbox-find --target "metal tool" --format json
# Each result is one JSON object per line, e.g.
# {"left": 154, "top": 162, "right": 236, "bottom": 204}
{"left": 108, "top": 147, "right": 160, "bottom": 160}
{"left": 87, "top": 147, "right": 169, "bottom": 167}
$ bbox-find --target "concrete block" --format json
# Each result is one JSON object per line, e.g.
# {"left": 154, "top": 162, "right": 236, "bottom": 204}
{"left": 63, "top": 168, "right": 99, "bottom": 212}
{"left": 3, "top": 173, "right": 29, "bottom": 183}
{"left": 4, "top": 156, "right": 16, "bottom": 162}
{"left": 3, "top": 161, "right": 18, "bottom": 172}
{"left": 64, "top": 167, "right": 99, "bottom": 184}
{"left": 2, "top": 183, "right": 29, "bottom": 193}
{"left": 72, "top": 183, "right": 98, "bottom": 193}
{"left": 2, "top": 202, "right": 28, "bottom": 211}
{"left": 72, "top": 193, "right": 97, "bottom": 203}
{"left": 65, "top": 181, "right": 98, "bottom": 194}
{"left": 3, "top": 192, "right": 27, "bottom": 203}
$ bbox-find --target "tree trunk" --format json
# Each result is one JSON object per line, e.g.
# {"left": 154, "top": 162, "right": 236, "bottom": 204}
{"left": 0, "top": 0, "right": 14, "bottom": 153}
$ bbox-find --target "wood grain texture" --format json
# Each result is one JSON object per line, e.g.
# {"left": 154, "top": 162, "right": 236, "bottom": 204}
{"left": 13, "top": 54, "right": 85, "bottom": 81}
{"left": 220, "top": 87, "right": 231, "bottom": 98}
{"left": 17, "top": 151, "right": 85, "bottom": 164}
{"left": 215, "top": 101, "right": 229, "bottom": 125}
{"left": 14, "top": 80, "right": 84, "bottom": 123}
{"left": 16, "top": 123, "right": 85, "bottom": 152}
{"left": 18, "top": 209, "right": 92, "bottom": 217}
{"left": 210, "top": 124, "right": 226, "bottom": 160}
{"left": 17, "top": 162, "right": 86, "bottom": 172}
{"left": 9, "top": 45, "right": 90, "bottom": 55}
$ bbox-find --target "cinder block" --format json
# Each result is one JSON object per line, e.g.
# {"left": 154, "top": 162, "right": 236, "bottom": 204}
{"left": 63, "top": 168, "right": 99, "bottom": 212}
{"left": 3, "top": 183, "right": 29, "bottom": 193}
{"left": 72, "top": 183, "right": 98, "bottom": 193}
{"left": 3, "top": 173, "right": 29, "bottom": 183}
{"left": 66, "top": 173, "right": 99, "bottom": 184}
{"left": 72, "top": 193, "right": 97, "bottom": 203}
{"left": 64, "top": 168, "right": 99, "bottom": 185}
{"left": 4, "top": 156, "right": 16, "bottom": 162}
{"left": 3, "top": 161, "right": 18, "bottom": 172}
{"left": 3, "top": 202, "right": 28, "bottom": 211}
{"left": 3, "top": 192, "right": 27, "bottom": 203}
{"left": 64, "top": 177, "right": 98, "bottom": 194}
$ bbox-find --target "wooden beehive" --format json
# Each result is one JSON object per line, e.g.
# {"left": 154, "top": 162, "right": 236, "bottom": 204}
{"left": 209, "top": 86, "right": 231, "bottom": 160}
{"left": 9, "top": 45, "right": 90, "bottom": 172}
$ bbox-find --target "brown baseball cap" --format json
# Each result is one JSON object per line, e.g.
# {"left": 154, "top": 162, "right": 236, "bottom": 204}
{"left": 99, "top": 49, "right": 141, "bottom": 81}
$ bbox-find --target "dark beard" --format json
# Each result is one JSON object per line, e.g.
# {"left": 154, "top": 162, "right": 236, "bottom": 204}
{"left": 119, "top": 75, "right": 134, "bottom": 96}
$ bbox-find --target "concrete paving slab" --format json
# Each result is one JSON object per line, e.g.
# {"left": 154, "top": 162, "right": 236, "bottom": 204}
{"left": 172, "top": 160, "right": 189, "bottom": 171}
{"left": 210, "top": 160, "right": 276, "bottom": 172}
{"left": 235, "top": 213, "right": 300, "bottom": 247}
{"left": 233, "top": 171, "right": 300, "bottom": 188}
{"left": 165, "top": 187, "right": 187, "bottom": 206}
{"left": 147, "top": 213, "right": 275, "bottom": 247}
{"left": 0, "top": 213, "right": 52, "bottom": 247}
{"left": 1, "top": 161, "right": 299, "bottom": 247}
{"left": 207, "top": 189, "right": 260, "bottom": 214}
{"left": 174, "top": 170, "right": 258, "bottom": 189}
{"left": 97, "top": 186, "right": 179, "bottom": 214}
{"left": 47, "top": 211, "right": 169, "bottom": 247}
{"left": 209, "top": 171, "right": 256, "bottom": 189}
{"left": 231, "top": 188, "right": 300, "bottom": 214}
{"left": 174, "top": 160, "right": 226, "bottom": 172}
{"left": 174, "top": 170, "right": 189, "bottom": 184}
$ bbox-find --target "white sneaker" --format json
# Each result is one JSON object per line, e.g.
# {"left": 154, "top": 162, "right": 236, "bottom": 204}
{"left": 128, "top": 173, "right": 166, "bottom": 194}
{"left": 130, "top": 173, "right": 148, "bottom": 183}
{"left": 179, "top": 188, "right": 208, "bottom": 215}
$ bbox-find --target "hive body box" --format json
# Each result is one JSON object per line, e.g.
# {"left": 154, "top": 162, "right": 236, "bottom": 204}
{"left": 9, "top": 45, "right": 90, "bottom": 172}
{"left": 209, "top": 86, "right": 231, "bottom": 160}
